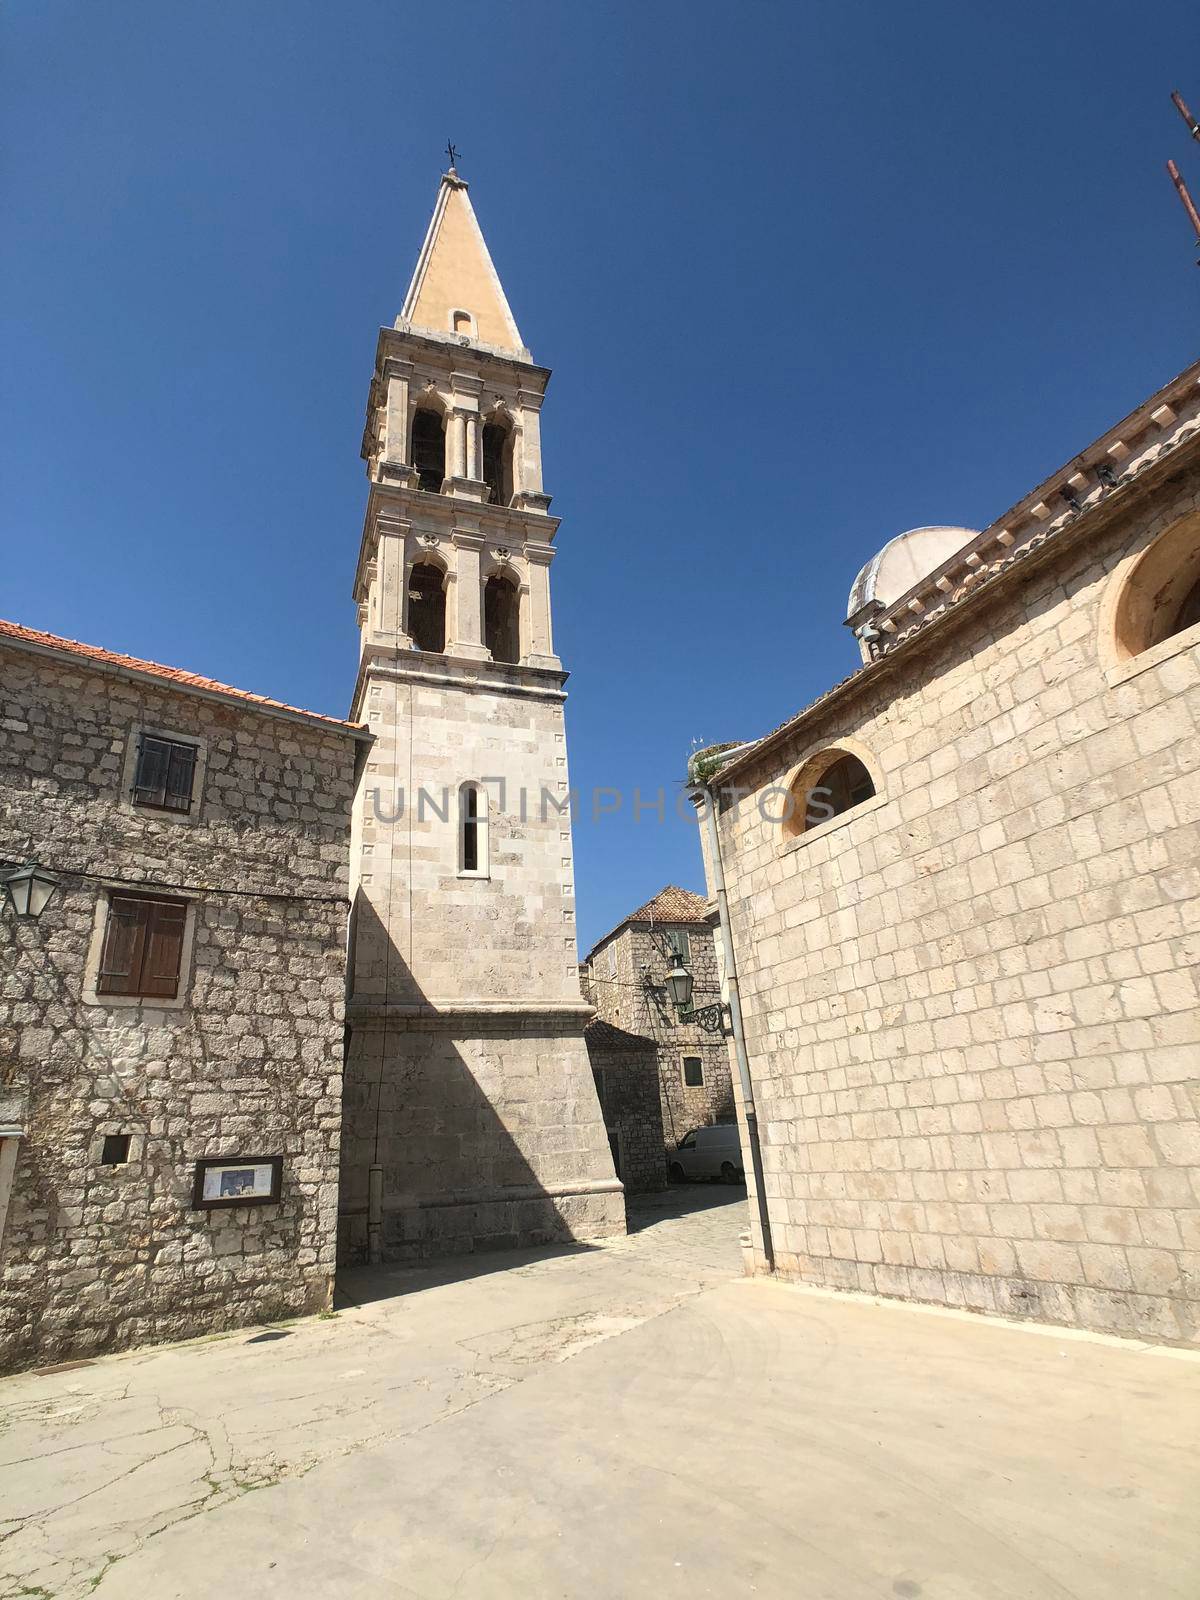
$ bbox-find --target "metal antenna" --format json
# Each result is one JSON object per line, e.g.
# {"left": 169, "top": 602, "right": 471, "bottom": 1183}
{"left": 1171, "top": 90, "right": 1200, "bottom": 142}
{"left": 1167, "top": 160, "right": 1200, "bottom": 252}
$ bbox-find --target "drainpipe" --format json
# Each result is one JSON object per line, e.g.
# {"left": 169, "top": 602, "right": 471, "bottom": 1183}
{"left": 368, "top": 1163, "right": 384, "bottom": 1265}
{"left": 693, "top": 768, "right": 775, "bottom": 1273}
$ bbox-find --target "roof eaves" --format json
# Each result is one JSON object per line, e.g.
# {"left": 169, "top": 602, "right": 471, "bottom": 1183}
{"left": 713, "top": 412, "right": 1200, "bottom": 787}
{"left": 0, "top": 622, "right": 369, "bottom": 740}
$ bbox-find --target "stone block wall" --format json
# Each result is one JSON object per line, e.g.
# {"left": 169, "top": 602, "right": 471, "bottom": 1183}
{"left": 589, "top": 923, "right": 734, "bottom": 1147}
{"left": 585, "top": 1020, "right": 668, "bottom": 1194}
{"left": 339, "top": 1015, "right": 626, "bottom": 1262}
{"left": 711, "top": 470, "right": 1200, "bottom": 1344}
{"left": 351, "top": 666, "right": 581, "bottom": 1006}
{"left": 0, "top": 643, "right": 358, "bottom": 1370}
{"left": 342, "top": 651, "right": 622, "bottom": 1264}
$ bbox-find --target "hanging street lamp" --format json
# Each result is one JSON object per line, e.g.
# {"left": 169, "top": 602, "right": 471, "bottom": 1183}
{"left": 1, "top": 862, "right": 59, "bottom": 919}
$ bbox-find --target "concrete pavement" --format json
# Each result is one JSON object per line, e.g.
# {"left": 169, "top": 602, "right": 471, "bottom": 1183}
{"left": 1, "top": 1185, "right": 1197, "bottom": 1599}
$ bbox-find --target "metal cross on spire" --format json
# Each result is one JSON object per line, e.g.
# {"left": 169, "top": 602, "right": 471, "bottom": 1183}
{"left": 446, "top": 141, "right": 460, "bottom": 172}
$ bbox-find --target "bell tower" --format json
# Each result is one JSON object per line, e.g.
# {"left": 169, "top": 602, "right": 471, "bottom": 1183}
{"left": 340, "top": 166, "right": 625, "bottom": 1264}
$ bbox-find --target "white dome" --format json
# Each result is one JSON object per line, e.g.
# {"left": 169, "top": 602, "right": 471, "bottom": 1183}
{"left": 847, "top": 526, "right": 981, "bottom": 622}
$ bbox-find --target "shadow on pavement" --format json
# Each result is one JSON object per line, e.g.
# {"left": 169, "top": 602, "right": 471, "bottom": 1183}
{"left": 334, "top": 1237, "right": 601, "bottom": 1309}
{"left": 625, "top": 1182, "right": 747, "bottom": 1235}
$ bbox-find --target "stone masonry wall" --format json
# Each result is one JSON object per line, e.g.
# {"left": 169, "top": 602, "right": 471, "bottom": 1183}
{"left": 712, "top": 469, "right": 1200, "bottom": 1344}
{"left": 340, "top": 1018, "right": 625, "bottom": 1262}
{"left": 585, "top": 1021, "right": 668, "bottom": 1195}
{"left": 342, "top": 655, "right": 623, "bottom": 1262}
{"left": 589, "top": 923, "right": 734, "bottom": 1148}
{"left": 0, "top": 644, "right": 357, "bottom": 1371}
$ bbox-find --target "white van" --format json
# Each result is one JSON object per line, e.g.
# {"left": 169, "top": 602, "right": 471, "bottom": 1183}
{"left": 668, "top": 1124, "right": 745, "bottom": 1184}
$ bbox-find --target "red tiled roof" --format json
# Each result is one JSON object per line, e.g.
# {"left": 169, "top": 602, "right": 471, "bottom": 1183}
{"left": 585, "top": 884, "right": 712, "bottom": 960}
{"left": 0, "top": 619, "right": 365, "bottom": 736}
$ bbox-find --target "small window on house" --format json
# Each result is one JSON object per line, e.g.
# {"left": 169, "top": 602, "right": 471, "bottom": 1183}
{"left": 484, "top": 573, "right": 520, "bottom": 664}
{"left": 132, "top": 735, "right": 197, "bottom": 813}
{"left": 408, "top": 563, "right": 446, "bottom": 653}
{"left": 682, "top": 1056, "right": 704, "bottom": 1087}
{"left": 482, "top": 421, "right": 512, "bottom": 506}
{"left": 459, "top": 782, "right": 489, "bottom": 876}
{"left": 667, "top": 929, "right": 690, "bottom": 963}
{"left": 411, "top": 408, "right": 446, "bottom": 493}
{"left": 787, "top": 750, "right": 876, "bottom": 836}
{"left": 101, "top": 1134, "right": 131, "bottom": 1165}
{"left": 1111, "top": 515, "right": 1200, "bottom": 659}
{"left": 97, "top": 893, "right": 187, "bottom": 1000}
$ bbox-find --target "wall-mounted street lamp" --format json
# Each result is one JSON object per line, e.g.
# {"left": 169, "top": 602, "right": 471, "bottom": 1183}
{"left": 1, "top": 862, "right": 59, "bottom": 919}
{"left": 662, "top": 959, "right": 728, "bottom": 1035}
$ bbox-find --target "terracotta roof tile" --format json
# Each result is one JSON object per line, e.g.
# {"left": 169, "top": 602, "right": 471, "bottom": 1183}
{"left": 585, "top": 884, "right": 712, "bottom": 960}
{"left": 0, "top": 619, "right": 365, "bottom": 736}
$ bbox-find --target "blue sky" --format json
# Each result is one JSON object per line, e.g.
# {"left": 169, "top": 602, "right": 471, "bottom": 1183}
{"left": 3, "top": 0, "right": 1198, "bottom": 952}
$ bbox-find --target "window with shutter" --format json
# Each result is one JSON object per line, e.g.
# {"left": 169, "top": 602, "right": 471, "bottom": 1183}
{"left": 132, "top": 735, "right": 198, "bottom": 813}
{"left": 96, "top": 893, "right": 188, "bottom": 998}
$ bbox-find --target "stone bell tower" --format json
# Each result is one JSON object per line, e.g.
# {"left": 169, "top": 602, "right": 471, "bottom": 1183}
{"left": 339, "top": 167, "right": 625, "bottom": 1264}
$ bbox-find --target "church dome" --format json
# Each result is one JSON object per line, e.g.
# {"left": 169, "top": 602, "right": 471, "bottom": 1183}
{"left": 847, "top": 525, "right": 981, "bottom": 622}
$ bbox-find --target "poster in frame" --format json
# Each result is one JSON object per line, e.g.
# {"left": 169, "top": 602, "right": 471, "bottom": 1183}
{"left": 191, "top": 1155, "right": 283, "bottom": 1210}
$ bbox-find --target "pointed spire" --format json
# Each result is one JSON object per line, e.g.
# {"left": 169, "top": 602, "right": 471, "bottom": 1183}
{"left": 400, "top": 170, "right": 527, "bottom": 356}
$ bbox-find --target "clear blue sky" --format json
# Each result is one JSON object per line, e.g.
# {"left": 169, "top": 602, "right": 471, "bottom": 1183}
{"left": 4, "top": 0, "right": 1198, "bottom": 951}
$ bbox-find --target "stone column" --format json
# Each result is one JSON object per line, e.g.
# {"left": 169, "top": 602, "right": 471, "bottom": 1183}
{"left": 445, "top": 528, "right": 490, "bottom": 661}
{"left": 524, "top": 544, "right": 561, "bottom": 670}
{"left": 365, "top": 511, "right": 412, "bottom": 650}
{"left": 464, "top": 412, "right": 481, "bottom": 482}
{"left": 515, "top": 390, "right": 544, "bottom": 495}
{"left": 381, "top": 358, "right": 413, "bottom": 466}
{"left": 448, "top": 409, "right": 467, "bottom": 481}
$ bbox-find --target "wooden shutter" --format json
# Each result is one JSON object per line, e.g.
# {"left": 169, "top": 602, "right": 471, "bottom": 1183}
{"left": 132, "top": 736, "right": 170, "bottom": 806}
{"left": 141, "top": 900, "right": 187, "bottom": 997}
{"left": 164, "top": 743, "right": 197, "bottom": 811}
{"left": 97, "top": 896, "right": 150, "bottom": 994}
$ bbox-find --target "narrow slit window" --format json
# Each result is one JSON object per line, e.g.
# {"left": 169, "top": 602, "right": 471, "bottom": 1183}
{"left": 683, "top": 1057, "right": 704, "bottom": 1087}
{"left": 459, "top": 782, "right": 489, "bottom": 877}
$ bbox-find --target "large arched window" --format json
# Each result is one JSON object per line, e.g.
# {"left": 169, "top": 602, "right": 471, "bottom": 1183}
{"left": 484, "top": 573, "right": 520, "bottom": 664}
{"left": 408, "top": 563, "right": 446, "bottom": 654}
{"left": 482, "top": 419, "right": 513, "bottom": 506}
{"left": 458, "top": 782, "right": 489, "bottom": 877}
{"left": 1110, "top": 514, "right": 1200, "bottom": 660}
{"left": 411, "top": 408, "right": 446, "bottom": 494}
{"left": 783, "top": 748, "right": 876, "bottom": 837}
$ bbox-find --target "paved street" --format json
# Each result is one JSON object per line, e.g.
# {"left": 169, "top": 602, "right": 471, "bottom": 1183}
{"left": 2, "top": 1185, "right": 1198, "bottom": 1600}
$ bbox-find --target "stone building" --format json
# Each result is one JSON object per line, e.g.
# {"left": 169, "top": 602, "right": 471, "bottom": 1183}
{"left": 585, "top": 887, "right": 735, "bottom": 1151}
{"left": 0, "top": 620, "right": 363, "bottom": 1371}
{"left": 582, "top": 1019, "right": 667, "bottom": 1195}
{"left": 338, "top": 167, "right": 624, "bottom": 1263}
{"left": 694, "top": 359, "right": 1200, "bottom": 1345}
